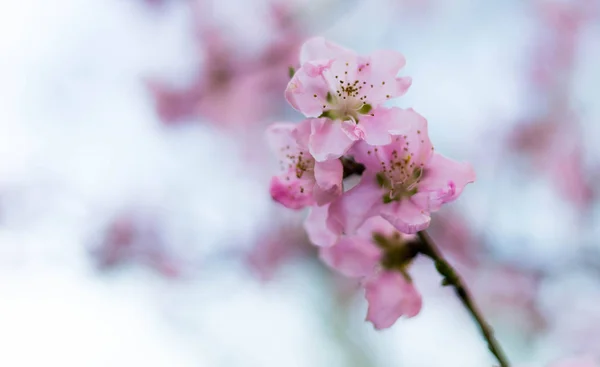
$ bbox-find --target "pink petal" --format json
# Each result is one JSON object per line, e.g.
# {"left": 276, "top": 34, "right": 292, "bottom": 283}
{"left": 299, "top": 37, "right": 354, "bottom": 64}
{"left": 320, "top": 236, "right": 381, "bottom": 278}
{"left": 364, "top": 271, "right": 422, "bottom": 329}
{"left": 378, "top": 108, "right": 433, "bottom": 167}
{"left": 379, "top": 199, "right": 431, "bottom": 234}
{"left": 356, "top": 216, "right": 399, "bottom": 238}
{"left": 366, "top": 76, "right": 412, "bottom": 105}
{"left": 369, "top": 50, "right": 406, "bottom": 77}
{"left": 327, "top": 175, "right": 383, "bottom": 235}
{"left": 348, "top": 140, "right": 385, "bottom": 171}
{"left": 418, "top": 153, "right": 476, "bottom": 211}
{"left": 291, "top": 118, "right": 313, "bottom": 150}
{"left": 354, "top": 49, "right": 411, "bottom": 105}
{"left": 265, "top": 122, "right": 301, "bottom": 159}
{"left": 285, "top": 60, "right": 332, "bottom": 118}
{"left": 269, "top": 175, "right": 314, "bottom": 210}
{"left": 313, "top": 159, "right": 343, "bottom": 206}
{"left": 309, "top": 118, "right": 357, "bottom": 161}
{"left": 359, "top": 107, "right": 415, "bottom": 146}
{"left": 304, "top": 204, "right": 339, "bottom": 247}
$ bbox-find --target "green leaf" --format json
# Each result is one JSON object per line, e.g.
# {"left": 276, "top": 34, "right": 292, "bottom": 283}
{"left": 288, "top": 66, "right": 296, "bottom": 79}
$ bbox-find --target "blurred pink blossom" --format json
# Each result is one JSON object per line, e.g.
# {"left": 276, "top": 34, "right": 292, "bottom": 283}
{"left": 90, "top": 211, "right": 181, "bottom": 278}
{"left": 245, "top": 210, "right": 313, "bottom": 282}
{"left": 148, "top": 2, "right": 302, "bottom": 129}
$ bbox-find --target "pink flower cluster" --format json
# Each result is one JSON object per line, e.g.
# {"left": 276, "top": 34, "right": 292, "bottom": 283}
{"left": 266, "top": 38, "right": 475, "bottom": 329}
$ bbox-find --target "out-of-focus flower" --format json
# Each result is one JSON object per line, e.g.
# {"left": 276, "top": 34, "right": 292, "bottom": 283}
{"left": 148, "top": 2, "right": 303, "bottom": 129}
{"left": 245, "top": 209, "right": 314, "bottom": 282}
{"left": 468, "top": 263, "right": 545, "bottom": 332}
{"left": 327, "top": 109, "right": 475, "bottom": 235}
{"left": 90, "top": 211, "right": 181, "bottom": 278}
{"left": 427, "top": 210, "right": 481, "bottom": 267}
{"left": 507, "top": 0, "right": 598, "bottom": 210}
{"left": 508, "top": 114, "right": 595, "bottom": 210}
{"left": 266, "top": 120, "right": 343, "bottom": 209}
{"left": 530, "top": 0, "right": 596, "bottom": 89}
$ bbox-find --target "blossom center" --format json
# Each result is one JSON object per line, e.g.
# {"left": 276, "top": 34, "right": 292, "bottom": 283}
{"left": 318, "top": 61, "right": 378, "bottom": 122}
{"left": 281, "top": 150, "right": 314, "bottom": 179}
{"left": 375, "top": 149, "right": 424, "bottom": 203}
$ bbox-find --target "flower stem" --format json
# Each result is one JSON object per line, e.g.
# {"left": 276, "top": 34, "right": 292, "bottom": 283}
{"left": 416, "top": 230, "right": 511, "bottom": 367}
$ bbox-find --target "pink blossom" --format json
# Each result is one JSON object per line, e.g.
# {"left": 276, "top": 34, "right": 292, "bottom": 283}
{"left": 285, "top": 37, "right": 412, "bottom": 160}
{"left": 306, "top": 205, "right": 422, "bottom": 328}
{"left": 267, "top": 119, "right": 343, "bottom": 209}
{"left": 328, "top": 108, "right": 476, "bottom": 235}
{"left": 287, "top": 37, "right": 411, "bottom": 119}
{"left": 314, "top": 210, "right": 392, "bottom": 275}
{"left": 364, "top": 271, "right": 422, "bottom": 330}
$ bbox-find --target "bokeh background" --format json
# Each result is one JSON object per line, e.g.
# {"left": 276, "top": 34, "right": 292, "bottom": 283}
{"left": 1, "top": 0, "right": 599, "bottom": 366}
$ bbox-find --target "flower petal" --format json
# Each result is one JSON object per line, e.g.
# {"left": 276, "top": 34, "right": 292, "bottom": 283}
{"left": 379, "top": 199, "right": 431, "bottom": 234}
{"left": 418, "top": 153, "right": 476, "bottom": 211}
{"left": 355, "top": 49, "right": 411, "bottom": 105}
{"left": 304, "top": 204, "right": 339, "bottom": 247}
{"left": 309, "top": 118, "right": 358, "bottom": 161}
{"left": 265, "top": 122, "right": 301, "bottom": 159}
{"left": 369, "top": 50, "right": 406, "bottom": 77}
{"left": 378, "top": 108, "right": 433, "bottom": 167}
{"left": 299, "top": 37, "right": 354, "bottom": 64}
{"left": 320, "top": 236, "right": 381, "bottom": 278}
{"left": 313, "top": 159, "right": 343, "bottom": 206}
{"left": 285, "top": 60, "right": 333, "bottom": 118}
{"left": 291, "top": 118, "right": 313, "bottom": 150}
{"left": 359, "top": 107, "right": 415, "bottom": 146}
{"left": 327, "top": 175, "right": 383, "bottom": 235}
{"left": 365, "top": 271, "right": 422, "bottom": 329}
{"left": 269, "top": 175, "right": 314, "bottom": 210}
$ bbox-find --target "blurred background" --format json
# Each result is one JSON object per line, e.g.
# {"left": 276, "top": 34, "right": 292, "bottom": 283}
{"left": 0, "top": 0, "right": 599, "bottom": 366}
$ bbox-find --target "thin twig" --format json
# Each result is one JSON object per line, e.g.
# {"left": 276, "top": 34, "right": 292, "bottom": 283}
{"left": 417, "top": 230, "right": 511, "bottom": 367}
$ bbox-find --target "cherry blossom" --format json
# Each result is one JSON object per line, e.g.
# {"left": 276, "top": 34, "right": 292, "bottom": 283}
{"left": 306, "top": 205, "right": 422, "bottom": 329}
{"left": 328, "top": 108, "right": 475, "bottom": 235}
{"left": 285, "top": 38, "right": 412, "bottom": 161}
{"left": 267, "top": 119, "right": 343, "bottom": 209}
{"left": 287, "top": 37, "right": 411, "bottom": 120}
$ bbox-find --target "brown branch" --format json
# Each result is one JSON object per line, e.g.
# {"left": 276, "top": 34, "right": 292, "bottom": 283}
{"left": 417, "top": 230, "right": 511, "bottom": 367}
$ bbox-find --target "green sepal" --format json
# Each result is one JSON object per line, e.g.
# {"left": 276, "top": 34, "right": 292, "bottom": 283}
{"left": 358, "top": 103, "right": 372, "bottom": 114}
{"left": 318, "top": 110, "right": 336, "bottom": 119}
